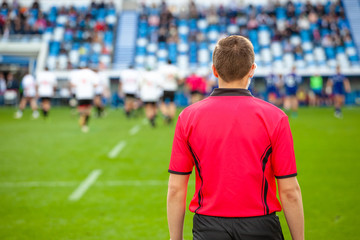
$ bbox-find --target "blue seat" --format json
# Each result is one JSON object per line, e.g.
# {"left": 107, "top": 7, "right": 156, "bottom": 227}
{"left": 249, "top": 30, "right": 258, "bottom": 43}
{"left": 168, "top": 43, "right": 177, "bottom": 63}
{"left": 49, "top": 41, "right": 60, "bottom": 56}
{"left": 90, "top": 53, "right": 100, "bottom": 64}
{"left": 300, "top": 30, "right": 311, "bottom": 42}
{"left": 325, "top": 47, "right": 335, "bottom": 59}
{"left": 336, "top": 46, "right": 345, "bottom": 54}
{"left": 159, "top": 42, "right": 167, "bottom": 50}
{"left": 64, "top": 31, "right": 73, "bottom": 42}
{"left": 136, "top": 47, "right": 146, "bottom": 55}
{"left": 276, "top": 7, "right": 286, "bottom": 20}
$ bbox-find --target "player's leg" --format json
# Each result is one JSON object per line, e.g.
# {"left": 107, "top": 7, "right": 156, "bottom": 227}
{"left": 190, "top": 92, "right": 197, "bottom": 105}
{"left": 291, "top": 96, "right": 298, "bottom": 118}
{"left": 15, "top": 97, "right": 28, "bottom": 118}
{"left": 30, "top": 97, "right": 39, "bottom": 119}
{"left": 168, "top": 102, "right": 176, "bottom": 124}
{"left": 124, "top": 95, "right": 133, "bottom": 118}
{"left": 334, "top": 94, "right": 344, "bottom": 118}
{"left": 308, "top": 91, "right": 315, "bottom": 106}
{"left": 145, "top": 103, "right": 157, "bottom": 127}
{"left": 94, "top": 95, "right": 104, "bottom": 117}
{"left": 160, "top": 101, "right": 168, "bottom": 119}
{"left": 83, "top": 106, "right": 91, "bottom": 132}
{"left": 283, "top": 96, "right": 291, "bottom": 114}
{"left": 78, "top": 104, "right": 91, "bottom": 132}
{"left": 41, "top": 98, "right": 51, "bottom": 118}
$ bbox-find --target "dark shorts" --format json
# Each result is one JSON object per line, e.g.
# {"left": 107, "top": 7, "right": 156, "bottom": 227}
{"left": 125, "top": 93, "right": 136, "bottom": 98}
{"left": 312, "top": 89, "right": 322, "bottom": 97}
{"left": 333, "top": 87, "right": 345, "bottom": 96}
{"left": 193, "top": 213, "right": 284, "bottom": 240}
{"left": 162, "top": 91, "right": 176, "bottom": 102}
{"left": 285, "top": 88, "right": 297, "bottom": 97}
{"left": 40, "top": 97, "right": 51, "bottom": 102}
{"left": 78, "top": 99, "right": 93, "bottom": 107}
{"left": 143, "top": 101, "right": 157, "bottom": 106}
{"left": 191, "top": 90, "right": 203, "bottom": 96}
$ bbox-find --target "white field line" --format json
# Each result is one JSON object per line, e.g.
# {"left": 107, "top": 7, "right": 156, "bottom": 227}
{"left": 142, "top": 118, "right": 148, "bottom": 125}
{"left": 68, "top": 169, "right": 102, "bottom": 201}
{"left": 0, "top": 180, "right": 171, "bottom": 187}
{"left": 129, "top": 125, "right": 141, "bottom": 136}
{"left": 108, "top": 141, "right": 127, "bottom": 159}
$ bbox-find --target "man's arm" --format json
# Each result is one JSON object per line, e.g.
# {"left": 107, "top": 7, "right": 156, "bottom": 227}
{"left": 344, "top": 78, "right": 351, "bottom": 93}
{"left": 167, "top": 173, "right": 190, "bottom": 240}
{"left": 278, "top": 176, "right": 304, "bottom": 240}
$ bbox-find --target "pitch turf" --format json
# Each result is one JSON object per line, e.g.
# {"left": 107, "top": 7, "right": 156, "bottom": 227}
{"left": 0, "top": 106, "right": 359, "bottom": 239}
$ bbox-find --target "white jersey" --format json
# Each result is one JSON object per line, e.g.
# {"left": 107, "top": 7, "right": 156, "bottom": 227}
{"left": 37, "top": 71, "right": 57, "bottom": 97}
{"left": 158, "top": 64, "right": 179, "bottom": 91}
{"left": 95, "top": 72, "right": 108, "bottom": 95}
{"left": 139, "top": 71, "right": 163, "bottom": 102}
{"left": 120, "top": 69, "right": 141, "bottom": 94}
{"left": 22, "top": 74, "right": 36, "bottom": 97}
{"left": 70, "top": 69, "right": 98, "bottom": 100}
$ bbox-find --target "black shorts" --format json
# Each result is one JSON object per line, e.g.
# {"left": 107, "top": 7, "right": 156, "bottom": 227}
{"left": 193, "top": 213, "right": 284, "bottom": 240}
{"left": 40, "top": 97, "right": 51, "bottom": 102}
{"left": 78, "top": 99, "right": 93, "bottom": 107}
{"left": 143, "top": 101, "right": 157, "bottom": 106}
{"left": 191, "top": 90, "right": 203, "bottom": 96}
{"left": 162, "top": 91, "right": 176, "bottom": 102}
{"left": 125, "top": 93, "right": 136, "bottom": 99}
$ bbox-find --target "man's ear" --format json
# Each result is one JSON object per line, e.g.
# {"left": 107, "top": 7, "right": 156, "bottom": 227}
{"left": 212, "top": 65, "right": 219, "bottom": 78}
{"left": 248, "top": 63, "right": 257, "bottom": 78}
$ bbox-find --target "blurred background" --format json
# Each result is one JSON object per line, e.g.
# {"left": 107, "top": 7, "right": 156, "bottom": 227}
{"left": 0, "top": 0, "right": 359, "bottom": 239}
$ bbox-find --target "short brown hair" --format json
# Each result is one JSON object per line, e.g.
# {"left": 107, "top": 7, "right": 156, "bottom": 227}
{"left": 213, "top": 35, "right": 255, "bottom": 82}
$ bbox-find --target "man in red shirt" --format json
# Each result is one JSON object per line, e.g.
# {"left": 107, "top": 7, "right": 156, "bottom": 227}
{"left": 186, "top": 72, "right": 206, "bottom": 104}
{"left": 167, "top": 36, "right": 304, "bottom": 240}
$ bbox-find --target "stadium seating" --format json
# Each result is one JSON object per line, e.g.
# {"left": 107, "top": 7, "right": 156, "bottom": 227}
{"left": 1, "top": 0, "right": 359, "bottom": 74}
{"left": 133, "top": 1, "right": 360, "bottom": 74}
{"left": 0, "top": 1, "right": 116, "bottom": 70}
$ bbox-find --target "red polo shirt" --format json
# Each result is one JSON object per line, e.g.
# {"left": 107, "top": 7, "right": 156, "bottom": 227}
{"left": 169, "top": 88, "right": 297, "bottom": 217}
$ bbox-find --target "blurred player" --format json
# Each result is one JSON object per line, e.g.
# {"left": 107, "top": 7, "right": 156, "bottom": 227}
{"left": 158, "top": 60, "right": 179, "bottom": 124}
{"left": 36, "top": 68, "right": 57, "bottom": 119}
{"left": 265, "top": 71, "right": 281, "bottom": 105}
{"left": 186, "top": 71, "right": 206, "bottom": 104}
{"left": 139, "top": 69, "right": 163, "bottom": 127}
{"left": 93, "top": 69, "right": 109, "bottom": 118}
{"left": 119, "top": 66, "right": 141, "bottom": 118}
{"left": 15, "top": 71, "right": 39, "bottom": 119}
{"left": 282, "top": 66, "right": 302, "bottom": 117}
{"left": 70, "top": 67, "right": 98, "bottom": 132}
{"left": 309, "top": 73, "right": 323, "bottom": 107}
{"left": 0, "top": 73, "right": 6, "bottom": 106}
{"left": 326, "top": 66, "right": 351, "bottom": 118}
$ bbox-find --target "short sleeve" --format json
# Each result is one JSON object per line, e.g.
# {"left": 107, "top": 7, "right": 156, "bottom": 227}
{"left": 270, "top": 116, "right": 297, "bottom": 179}
{"left": 168, "top": 115, "right": 194, "bottom": 175}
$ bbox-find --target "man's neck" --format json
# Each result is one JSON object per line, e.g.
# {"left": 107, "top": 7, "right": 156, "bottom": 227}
{"left": 218, "top": 78, "right": 249, "bottom": 89}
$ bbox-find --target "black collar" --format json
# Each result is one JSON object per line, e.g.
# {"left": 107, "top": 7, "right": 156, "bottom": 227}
{"left": 210, "top": 88, "right": 253, "bottom": 97}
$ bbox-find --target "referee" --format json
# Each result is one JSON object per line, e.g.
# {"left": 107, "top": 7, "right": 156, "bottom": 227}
{"left": 167, "top": 36, "right": 304, "bottom": 240}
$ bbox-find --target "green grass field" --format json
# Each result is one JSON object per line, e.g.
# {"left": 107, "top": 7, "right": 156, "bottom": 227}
{"left": 0, "top": 106, "right": 359, "bottom": 239}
